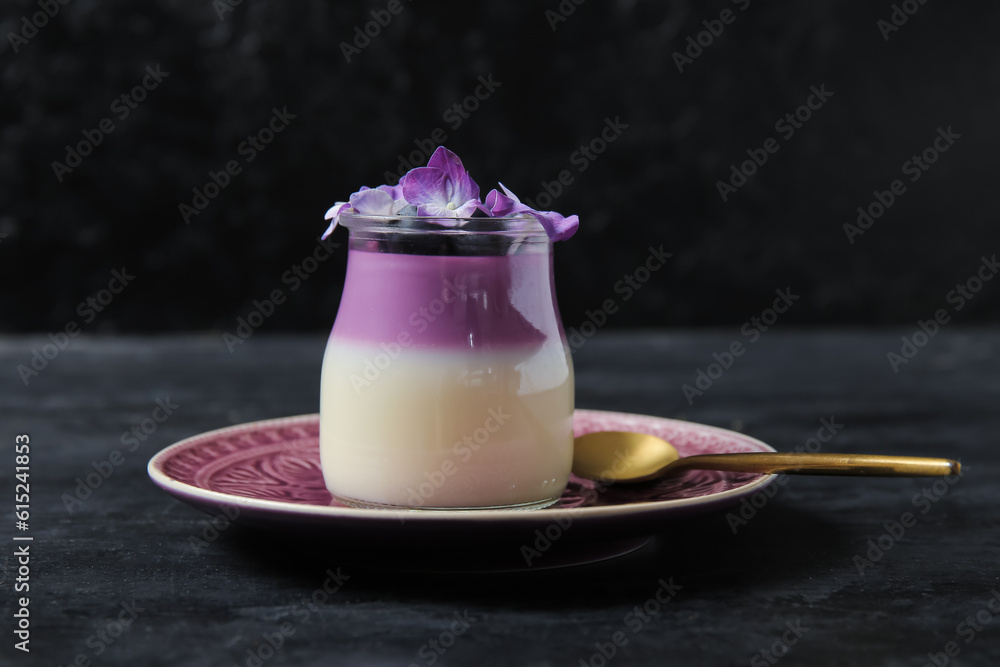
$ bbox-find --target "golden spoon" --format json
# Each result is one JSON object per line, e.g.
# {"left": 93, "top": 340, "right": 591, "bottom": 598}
{"left": 573, "top": 431, "right": 961, "bottom": 483}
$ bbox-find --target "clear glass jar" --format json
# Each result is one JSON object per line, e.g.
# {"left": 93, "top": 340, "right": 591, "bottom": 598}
{"left": 319, "top": 214, "right": 574, "bottom": 510}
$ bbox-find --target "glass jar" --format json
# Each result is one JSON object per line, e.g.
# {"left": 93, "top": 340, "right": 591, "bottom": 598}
{"left": 319, "top": 214, "right": 574, "bottom": 510}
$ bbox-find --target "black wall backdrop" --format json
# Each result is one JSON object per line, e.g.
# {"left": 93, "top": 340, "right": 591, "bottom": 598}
{"left": 1, "top": 0, "right": 998, "bottom": 334}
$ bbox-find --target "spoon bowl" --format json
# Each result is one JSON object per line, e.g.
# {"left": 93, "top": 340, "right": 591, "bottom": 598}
{"left": 573, "top": 431, "right": 681, "bottom": 482}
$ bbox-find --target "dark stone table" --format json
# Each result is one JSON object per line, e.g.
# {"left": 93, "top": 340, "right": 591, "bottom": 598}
{"left": 2, "top": 331, "right": 997, "bottom": 666}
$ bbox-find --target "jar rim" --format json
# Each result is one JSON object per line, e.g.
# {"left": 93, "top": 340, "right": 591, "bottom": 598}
{"left": 339, "top": 212, "right": 549, "bottom": 238}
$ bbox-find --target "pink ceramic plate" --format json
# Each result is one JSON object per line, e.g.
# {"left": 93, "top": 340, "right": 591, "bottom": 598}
{"left": 148, "top": 410, "right": 778, "bottom": 570}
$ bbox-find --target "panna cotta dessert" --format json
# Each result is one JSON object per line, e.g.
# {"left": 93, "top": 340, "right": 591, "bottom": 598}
{"left": 318, "top": 146, "right": 580, "bottom": 510}
{"left": 320, "top": 244, "right": 574, "bottom": 509}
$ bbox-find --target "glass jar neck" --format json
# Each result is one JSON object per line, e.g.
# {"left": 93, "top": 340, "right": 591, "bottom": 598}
{"left": 341, "top": 214, "right": 550, "bottom": 257}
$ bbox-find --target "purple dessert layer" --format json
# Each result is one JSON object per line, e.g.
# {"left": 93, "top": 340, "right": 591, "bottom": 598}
{"left": 330, "top": 248, "right": 565, "bottom": 350}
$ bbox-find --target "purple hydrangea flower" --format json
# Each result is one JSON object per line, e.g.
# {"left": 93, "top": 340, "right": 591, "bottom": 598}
{"left": 322, "top": 146, "right": 579, "bottom": 241}
{"left": 320, "top": 179, "right": 410, "bottom": 239}
{"left": 480, "top": 183, "right": 579, "bottom": 241}
{"left": 402, "top": 147, "right": 480, "bottom": 218}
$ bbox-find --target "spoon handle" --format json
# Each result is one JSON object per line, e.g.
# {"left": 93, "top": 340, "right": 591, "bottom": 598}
{"left": 668, "top": 453, "right": 961, "bottom": 477}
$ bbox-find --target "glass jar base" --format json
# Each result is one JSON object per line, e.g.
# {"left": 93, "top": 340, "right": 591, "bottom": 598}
{"left": 331, "top": 494, "right": 561, "bottom": 512}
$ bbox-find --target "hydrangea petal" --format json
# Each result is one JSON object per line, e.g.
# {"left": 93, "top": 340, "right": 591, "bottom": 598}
{"left": 427, "top": 147, "right": 468, "bottom": 191}
{"left": 480, "top": 188, "right": 514, "bottom": 217}
{"left": 498, "top": 182, "right": 523, "bottom": 205}
{"left": 480, "top": 185, "right": 527, "bottom": 217}
{"left": 527, "top": 210, "right": 579, "bottom": 241}
{"left": 349, "top": 188, "right": 396, "bottom": 215}
{"left": 427, "top": 146, "right": 479, "bottom": 207}
{"left": 451, "top": 172, "right": 479, "bottom": 208}
{"left": 414, "top": 203, "right": 454, "bottom": 217}
{"left": 402, "top": 167, "right": 449, "bottom": 208}
{"left": 321, "top": 202, "right": 349, "bottom": 239}
{"left": 449, "top": 198, "right": 481, "bottom": 217}
{"left": 377, "top": 183, "right": 404, "bottom": 200}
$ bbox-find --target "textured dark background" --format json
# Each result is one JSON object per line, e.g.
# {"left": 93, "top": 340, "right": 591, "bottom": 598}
{"left": 2, "top": 0, "right": 998, "bottom": 333}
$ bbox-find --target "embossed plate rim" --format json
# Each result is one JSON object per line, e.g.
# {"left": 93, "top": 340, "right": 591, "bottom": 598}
{"left": 148, "top": 409, "right": 777, "bottom": 524}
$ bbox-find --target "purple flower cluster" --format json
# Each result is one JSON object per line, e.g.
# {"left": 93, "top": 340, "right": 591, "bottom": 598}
{"left": 322, "top": 147, "right": 578, "bottom": 241}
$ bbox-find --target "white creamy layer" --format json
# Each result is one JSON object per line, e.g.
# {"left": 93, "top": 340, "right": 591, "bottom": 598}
{"left": 320, "top": 339, "right": 574, "bottom": 508}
